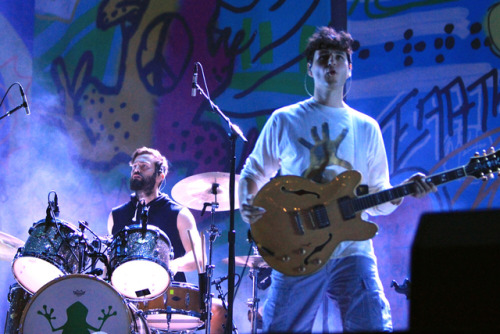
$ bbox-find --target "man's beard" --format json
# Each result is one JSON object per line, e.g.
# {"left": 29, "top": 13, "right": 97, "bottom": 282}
{"left": 130, "top": 173, "right": 156, "bottom": 196}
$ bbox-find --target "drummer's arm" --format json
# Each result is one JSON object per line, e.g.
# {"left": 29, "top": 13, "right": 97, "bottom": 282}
{"left": 170, "top": 207, "right": 205, "bottom": 276}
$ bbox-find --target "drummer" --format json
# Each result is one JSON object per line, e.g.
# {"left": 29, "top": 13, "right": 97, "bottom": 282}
{"left": 107, "top": 146, "right": 204, "bottom": 282}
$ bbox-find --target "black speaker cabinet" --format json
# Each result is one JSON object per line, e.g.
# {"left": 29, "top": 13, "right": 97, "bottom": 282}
{"left": 410, "top": 209, "right": 500, "bottom": 332}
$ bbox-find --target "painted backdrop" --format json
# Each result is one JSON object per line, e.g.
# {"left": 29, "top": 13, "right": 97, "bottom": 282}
{"left": 0, "top": 0, "right": 499, "bottom": 332}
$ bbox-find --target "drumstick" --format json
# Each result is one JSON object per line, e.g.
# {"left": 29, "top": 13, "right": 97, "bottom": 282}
{"left": 187, "top": 229, "right": 202, "bottom": 274}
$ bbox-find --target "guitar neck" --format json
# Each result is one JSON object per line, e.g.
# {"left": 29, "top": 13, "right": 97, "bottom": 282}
{"left": 350, "top": 166, "right": 467, "bottom": 214}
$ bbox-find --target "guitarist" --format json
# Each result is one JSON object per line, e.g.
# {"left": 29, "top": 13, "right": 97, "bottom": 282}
{"left": 238, "top": 26, "right": 436, "bottom": 333}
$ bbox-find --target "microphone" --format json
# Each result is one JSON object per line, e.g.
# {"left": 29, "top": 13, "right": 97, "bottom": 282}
{"left": 191, "top": 64, "right": 198, "bottom": 97}
{"left": 212, "top": 275, "right": 228, "bottom": 285}
{"left": 53, "top": 193, "right": 60, "bottom": 217}
{"left": 19, "top": 85, "right": 30, "bottom": 115}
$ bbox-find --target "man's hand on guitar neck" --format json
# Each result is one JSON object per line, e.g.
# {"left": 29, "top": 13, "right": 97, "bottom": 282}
{"left": 391, "top": 172, "right": 437, "bottom": 205}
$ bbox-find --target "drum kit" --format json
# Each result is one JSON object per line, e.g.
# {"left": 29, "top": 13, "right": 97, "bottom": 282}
{"left": 1, "top": 173, "right": 270, "bottom": 334}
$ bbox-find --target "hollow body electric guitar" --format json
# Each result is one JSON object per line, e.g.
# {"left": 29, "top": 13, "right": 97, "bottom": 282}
{"left": 251, "top": 149, "right": 500, "bottom": 276}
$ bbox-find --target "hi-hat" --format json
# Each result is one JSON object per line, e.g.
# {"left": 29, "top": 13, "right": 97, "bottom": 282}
{"left": 171, "top": 172, "right": 240, "bottom": 211}
{"left": 222, "top": 255, "right": 269, "bottom": 268}
{"left": 0, "top": 231, "right": 24, "bottom": 262}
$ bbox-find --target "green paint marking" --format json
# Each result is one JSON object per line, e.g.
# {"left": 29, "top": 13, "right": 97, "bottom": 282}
{"left": 241, "top": 18, "right": 253, "bottom": 70}
{"left": 259, "top": 21, "right": 273, "bottom": 64}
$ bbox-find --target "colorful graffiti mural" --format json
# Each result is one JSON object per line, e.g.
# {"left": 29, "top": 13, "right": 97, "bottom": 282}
{"left": 0, "top": 0, "right": 498, "bottom": 332}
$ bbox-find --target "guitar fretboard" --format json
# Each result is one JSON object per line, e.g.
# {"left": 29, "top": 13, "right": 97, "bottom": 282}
{"left": 349, "top": 166, "right": 467, "bottom": 214}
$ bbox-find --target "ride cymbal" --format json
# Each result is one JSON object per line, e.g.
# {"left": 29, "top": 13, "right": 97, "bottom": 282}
{"left": 222, "top": 255, "right": 269, "bottom": 268}
{"left": 171, "top": 172, "right": 240, "bottom": 211}
{"left": 0, "top": 231, "right": 24, "bottom": 262}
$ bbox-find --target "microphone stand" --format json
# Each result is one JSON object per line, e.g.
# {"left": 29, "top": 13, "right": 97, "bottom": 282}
{"left": 193, "top": 79, "right": 247, "bottom": 334}
{"left": 0, "top": 102, "right": 28, "bottom": 121}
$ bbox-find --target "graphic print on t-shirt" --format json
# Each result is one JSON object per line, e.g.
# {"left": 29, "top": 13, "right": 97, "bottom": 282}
{"left": 298, "top": 122, "right": 353, "bottom": 182}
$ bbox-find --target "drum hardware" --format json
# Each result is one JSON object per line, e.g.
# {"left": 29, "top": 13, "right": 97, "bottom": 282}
{"left": 200, "top": 219, "right": 221, "bottom": 334}
{"left": 212, "top": 276, "right": 238, "bottom": 334}
{"left": 223, "top": 249, "right": 269, "bottom": 334}
{"left": 247, "top": 265, "right": 271, "bottom": 333}
{"left": 245, "top": 250, "right": 267, "bottom": 334}
{"left": 247, "top": 267, "right": 260, "bottom": 334}
{"left": 75, "top": 220, "right": 113, "bottom": 277}
{"left": 172, "top": 172, "right": 241, "bottom": 334}
{"left": 140, "top": 201, "right": 149, "bottom": 235}
{"left": 133, "top": 199, "right": 150, "bottom": 237}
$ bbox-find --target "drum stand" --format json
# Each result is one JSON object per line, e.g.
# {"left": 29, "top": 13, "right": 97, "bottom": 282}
{"left": 247, "top": 247, "right": 264, "bottom": 334}
{"left": 201, "top": 195, "right": 222, "bottom": 334}
{"left": 247, "top": 266, "right": 260, "bottom": 334}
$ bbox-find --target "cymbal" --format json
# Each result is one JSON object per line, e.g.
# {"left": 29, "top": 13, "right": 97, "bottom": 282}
{"left": 222, "top": 255, "right": 269, "bottom": 268}
{"left": 171, "top": 172, "right": 240, "bottom": 212}
{"left": 0, "top": 231, "right": 24, "bottom": 262}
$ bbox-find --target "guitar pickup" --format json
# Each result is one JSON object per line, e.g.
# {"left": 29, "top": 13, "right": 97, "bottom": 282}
{"left": 338, "top": 196, "right": 355, "bottom": 220}
{"left": 293, "top": 212, "right": 305, "bottom": 235}
{"left": 311, "top": 205, "right": 330, "bottom": 228}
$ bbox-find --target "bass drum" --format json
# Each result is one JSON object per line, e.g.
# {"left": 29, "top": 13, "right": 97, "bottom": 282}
{"left": 19, "top": 274, "right": 149, "bottom": 334}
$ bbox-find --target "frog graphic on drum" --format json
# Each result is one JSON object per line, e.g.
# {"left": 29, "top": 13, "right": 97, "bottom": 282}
{"left": 19, "top": 274, "right": 149, "bottom": 334}
{"left": 37, "top": 301, "right": 117, "bottom": 333}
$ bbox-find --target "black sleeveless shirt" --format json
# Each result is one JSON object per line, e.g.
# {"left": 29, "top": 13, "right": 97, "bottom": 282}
{"left": 111, "top": 193, "right": 187, "bottom": 282}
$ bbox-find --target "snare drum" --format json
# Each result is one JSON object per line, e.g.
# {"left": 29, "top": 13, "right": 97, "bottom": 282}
{"left": 137, "top": 281, "right": 203, "bottom": 332}
{"left": 12, "top": 219, "right": 85, "bottom": 294}
{"left": 19, "top": 274, "right": 149, "bottom": 334}
{"left": 109, "top": 225, "right": 172, "bottom": 300}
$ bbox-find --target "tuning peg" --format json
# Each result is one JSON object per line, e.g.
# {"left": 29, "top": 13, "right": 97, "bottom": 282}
{"left": 474, "top": 151, "right": 480, "bottom": 157}
{"left": 489, "top": 147, "right": 496, "bottom": 154}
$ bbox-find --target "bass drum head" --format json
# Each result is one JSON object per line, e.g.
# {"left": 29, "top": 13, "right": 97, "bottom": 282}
{"left": 19, "top": 274, "right": 145, "bottom": 334}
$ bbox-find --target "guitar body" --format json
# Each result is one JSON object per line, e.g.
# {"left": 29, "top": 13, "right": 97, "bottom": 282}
{"left": 251, "top": 170, "right": 379, "bottom": 276}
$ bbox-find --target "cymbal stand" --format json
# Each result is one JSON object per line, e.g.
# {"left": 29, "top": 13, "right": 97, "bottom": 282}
{"left": 247, "top": 266, "right": 260, "bottom": 334}
{"left": 201, "top": 190, "right": 222, "bottom": 334}
{"left": 247, "top": 247, "right": 261, "bottom": 334}
{"left": 76, "top": 221, "right": 89, "bottom": 273}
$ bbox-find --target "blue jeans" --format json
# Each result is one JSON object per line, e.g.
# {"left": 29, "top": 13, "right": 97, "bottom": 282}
{"left": 262, "top": 255, "right": 392, "bottom": 333}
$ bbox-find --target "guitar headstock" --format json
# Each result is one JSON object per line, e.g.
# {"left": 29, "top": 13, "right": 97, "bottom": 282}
{"left": 465, "top": 147, "right": 500, "bottom": 180}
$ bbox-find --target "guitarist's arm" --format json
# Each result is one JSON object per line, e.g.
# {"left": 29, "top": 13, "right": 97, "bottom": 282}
{"left": 239, "top": 176, "right": 266, "bottom": 224}
{"left": 391, "top": 173, "right": 438, "bottom": 205}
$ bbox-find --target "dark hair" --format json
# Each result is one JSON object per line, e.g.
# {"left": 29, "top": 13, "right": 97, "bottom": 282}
{"left": 305, "top": 26, "right": 354, "bottom": 64}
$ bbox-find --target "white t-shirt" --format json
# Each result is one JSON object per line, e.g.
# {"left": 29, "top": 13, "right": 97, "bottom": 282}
{"left": 241, "top": 97, "right": 399, "bottom": 259}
